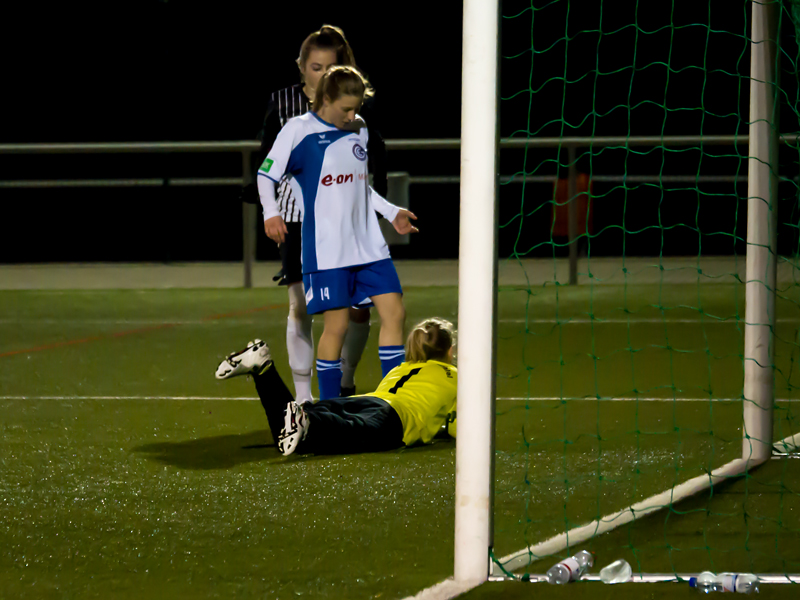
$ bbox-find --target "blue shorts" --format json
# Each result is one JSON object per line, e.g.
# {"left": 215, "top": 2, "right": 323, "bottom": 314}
{"left": 303, "top": 259, "right": 403, "bottom": 315}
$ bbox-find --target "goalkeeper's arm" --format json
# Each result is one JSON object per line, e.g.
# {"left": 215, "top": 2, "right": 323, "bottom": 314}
{"left": 434, "top": 411, "right": 457, "bottom": 439}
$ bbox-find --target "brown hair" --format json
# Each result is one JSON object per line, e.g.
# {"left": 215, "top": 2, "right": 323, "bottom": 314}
{"left": 297, "top": 25, "right": 356, "bottom": 78}
{"left": 312, "top": 65, "right": 374, "bottom": 112}
{"left": 405, "top": 318, "right": 456, "bottom": 364}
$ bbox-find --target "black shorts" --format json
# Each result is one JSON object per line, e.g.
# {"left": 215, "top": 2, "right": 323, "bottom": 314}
{"left": 300, "top": 396, "right": 405, "bottom": 454}
{"left": 272, "top": 221, "right": 303, "bottom": 286}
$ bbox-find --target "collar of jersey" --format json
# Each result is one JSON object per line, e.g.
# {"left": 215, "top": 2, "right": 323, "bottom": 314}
{"left": 427, "top": 359, "right": 456, "bottom": 369}
{"left": 311, "top": 112, "right": 339, "bottom": 129}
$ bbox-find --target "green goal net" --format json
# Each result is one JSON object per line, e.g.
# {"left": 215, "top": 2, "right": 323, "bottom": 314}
{"left": 490, "top": 0, "right": 800, "bottom": 582}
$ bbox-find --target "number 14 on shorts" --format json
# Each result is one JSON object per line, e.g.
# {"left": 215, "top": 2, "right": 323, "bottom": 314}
{"left": 304, "top": 285, "right": 330, "bottom": 304}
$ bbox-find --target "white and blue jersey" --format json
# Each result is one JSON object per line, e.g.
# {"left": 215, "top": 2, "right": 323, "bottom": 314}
{"left": 257, "top": 112, "right": 399, "bottom": 273}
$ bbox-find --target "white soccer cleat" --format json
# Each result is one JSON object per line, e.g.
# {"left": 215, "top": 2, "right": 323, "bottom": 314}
{"left": 278, "top": 401, "right": 309, "bottom": 456}
{"left": 215, "top": 339, "right": 272, "bottom": 380}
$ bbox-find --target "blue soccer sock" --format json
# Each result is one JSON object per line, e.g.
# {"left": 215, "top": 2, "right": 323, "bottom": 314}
{"left": 316, "top": 359, "right": 342, "bottom": 400}
{"left": 379, "top": 345, "right": 405, "bottom": 377}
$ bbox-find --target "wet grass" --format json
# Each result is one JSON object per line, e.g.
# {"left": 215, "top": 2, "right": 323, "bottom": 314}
{"left": 1, "top": 285, "right": 798, "bottom": 598}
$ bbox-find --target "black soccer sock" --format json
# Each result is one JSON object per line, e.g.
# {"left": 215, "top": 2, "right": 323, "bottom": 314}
{"left": 253, "top": 363, "right": 295, "bottom": 444}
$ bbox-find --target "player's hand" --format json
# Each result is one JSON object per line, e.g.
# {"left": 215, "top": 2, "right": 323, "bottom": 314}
{"left": 264, "top": 216, "right": 288, "bottom": 245}
{"left": 392, "top": 209, "right": 419, "bottom": 235}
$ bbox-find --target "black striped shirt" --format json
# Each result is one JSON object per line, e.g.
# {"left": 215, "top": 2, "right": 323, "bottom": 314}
{"left": 258, "top": 84, "right": 311, "bottom": 222}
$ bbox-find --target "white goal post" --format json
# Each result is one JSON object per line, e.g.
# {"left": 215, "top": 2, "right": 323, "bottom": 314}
{"left": 453, "top": 0, "right": 500, "bottom": 586}
{"left": 451, "top": 0, "right": 799, "bottom": 590}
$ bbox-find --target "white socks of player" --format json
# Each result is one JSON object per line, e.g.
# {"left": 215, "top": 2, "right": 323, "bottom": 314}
{"left": 340, "top": 320, "right": 370, "bottom": 389}
{"left": 287, "top": 315, "right": 314, "bottom": 403}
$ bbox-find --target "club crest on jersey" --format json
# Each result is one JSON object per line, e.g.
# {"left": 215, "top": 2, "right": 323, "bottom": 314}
{"left": 352, "top": 144, "right": 367, "bottom": 161}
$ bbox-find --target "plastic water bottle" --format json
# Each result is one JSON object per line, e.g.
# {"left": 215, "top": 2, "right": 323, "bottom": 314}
{"left": 545, "top": 550, "right": 594, "bottom": 584}
{"left": 599, "top": 559, "right": 632, "bottom": 584}
{"left": 689, "top": 572, "right": 760, "bottom": 594}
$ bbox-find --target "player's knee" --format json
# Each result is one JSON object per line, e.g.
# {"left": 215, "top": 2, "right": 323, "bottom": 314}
{"left": 325, "top": 320, "right": 350, "bottom": 339}
{"left": 382, "top": 299, "right": 405, "bottom": 327}
{"left": 288, "top": 284, "right": 309, "bottom": 322}
{"left": 289, "top": 301, "right": 309, "bottom": 323}
{"left": 323, "top": 311, "right": 351, "bottom": 339}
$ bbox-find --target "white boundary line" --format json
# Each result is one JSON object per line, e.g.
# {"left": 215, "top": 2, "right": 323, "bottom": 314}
{"left": 2, "top": 317, "right": 798, "bottom": 325}
{"left": 500, "top": 317, "right": 800, "bottom": 324}
{"left": 1, "top": 395, "right": 798, "bottom": 402}
{"left": 0, "top": 396, "right": 259, "bottom": 401}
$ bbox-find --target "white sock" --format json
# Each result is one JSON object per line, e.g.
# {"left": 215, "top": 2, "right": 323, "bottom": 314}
{"left": 340, "top": 320, "right": 371, "bottom": 388}
{"left": 287, "top": 315, "right": 314, "bottom": 403}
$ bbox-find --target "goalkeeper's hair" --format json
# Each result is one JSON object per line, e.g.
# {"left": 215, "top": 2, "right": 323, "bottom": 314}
{"left": 298, "top": 25, "right": 356, "bottom": 75}
{"left": 312, "top": 65, "right": 374, "bottom": 112}
{"left": 406, "top": 318, "right": 456, "bottom": 364}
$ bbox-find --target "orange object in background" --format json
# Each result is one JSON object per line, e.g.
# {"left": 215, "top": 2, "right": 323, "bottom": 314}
{"left": 552, "top": 173, "right": 593, "bottom": 238}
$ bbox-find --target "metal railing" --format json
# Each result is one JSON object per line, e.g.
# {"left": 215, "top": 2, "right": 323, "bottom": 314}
{"left": 1, "top": 135, "right": 795, "bottom": 286}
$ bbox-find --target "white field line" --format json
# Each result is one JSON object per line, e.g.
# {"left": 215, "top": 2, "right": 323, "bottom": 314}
{"left": 402, "top": 578, "right": 481, "bottom": 600}
{"left": 1, "top": 395, "right": 797, "bottom": 402}
{"left": 2, "top": 317, "right": 799, "bottom": 325}
{"left": 0, "top": 396, "right": 260, "bottom": 401}
{"left": 500, "top": 317, "right": 800, "bottom": 324}
{"left": 0, "top": 319, "right": 238, "bottom": 325}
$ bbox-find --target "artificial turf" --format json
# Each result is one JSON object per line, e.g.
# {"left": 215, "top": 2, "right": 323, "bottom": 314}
{"left": 1, "top": 284, "right": 798, "bottom": 598}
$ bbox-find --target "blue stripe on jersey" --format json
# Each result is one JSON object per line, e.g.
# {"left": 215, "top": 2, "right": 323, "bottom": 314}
{"left": 289, "top": 129, "right": 355, "bottom": 273}
{"left": 258, "top": 172, "right": 280, "bottom": 184}
{"left": 311, "top": 112, "right": 336, "bottom": 127}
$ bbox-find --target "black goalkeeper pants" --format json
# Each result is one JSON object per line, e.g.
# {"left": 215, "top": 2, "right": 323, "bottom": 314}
{"left": 253, "top": 364, "right": 405, "bottom": 455}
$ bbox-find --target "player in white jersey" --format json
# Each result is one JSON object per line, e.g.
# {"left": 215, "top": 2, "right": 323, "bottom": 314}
{"left": 252, "top": 26, "right": 384, "bottom": 403}
{"left": 258, "top": 66, "right": 418, "bottom": 400}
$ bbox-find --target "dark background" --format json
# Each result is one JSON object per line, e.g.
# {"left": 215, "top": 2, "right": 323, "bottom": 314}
{"left": 2, "top": 1, "right": 799, "bottom": 263}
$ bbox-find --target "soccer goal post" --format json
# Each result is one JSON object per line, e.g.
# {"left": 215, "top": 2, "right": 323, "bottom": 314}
{"left": 451, "top": 0, "right": 800, "bottom": 591}
{"left": 453, "top": 0, "right": 500, "bottom": 585}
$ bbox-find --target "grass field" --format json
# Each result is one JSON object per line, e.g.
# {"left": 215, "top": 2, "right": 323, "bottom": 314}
{"left": 1, "top": 278, "right": 799, "bottom": 599}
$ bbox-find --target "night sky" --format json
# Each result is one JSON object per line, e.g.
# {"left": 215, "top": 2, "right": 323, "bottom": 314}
{"left": 4, "top": 2, "right": 800, "bottom": 262}
{"left": 5, "top": 1, "right": 463, "bottom": 143}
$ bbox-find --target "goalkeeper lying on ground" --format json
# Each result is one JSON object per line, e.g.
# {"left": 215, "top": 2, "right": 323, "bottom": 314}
{"left": 215, "top": 318, "right": 457, "bottom": 456}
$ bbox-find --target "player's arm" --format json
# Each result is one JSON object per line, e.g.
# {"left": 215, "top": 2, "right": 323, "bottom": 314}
{"left": 258, "top": 176, "right": 287, "bottom": 244}
{"left": 368, "top": 187, "right": 419, "bottom": 235}
{"left": 446, "top": 409, "right": 457, "bottom": 438}
{"left": 258, "top": 122, "right": 296, "bottom": 244}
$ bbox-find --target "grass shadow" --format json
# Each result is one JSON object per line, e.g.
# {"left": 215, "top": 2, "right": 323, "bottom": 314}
{"left": 132, "top": 429, "right": 277, "bottom": 469}
{"left": 132, "top": 430, "right": 455, "bottom": 470}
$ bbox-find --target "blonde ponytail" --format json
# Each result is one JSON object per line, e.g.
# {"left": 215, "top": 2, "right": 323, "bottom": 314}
{"left": 405, "top": 318, "right": 456, "bottom": 363}
{"left": 312, "top": 65, "right": 373, "bottom": 112}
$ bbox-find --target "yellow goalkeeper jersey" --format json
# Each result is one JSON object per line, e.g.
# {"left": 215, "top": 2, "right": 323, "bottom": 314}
{"left": 370, "top": 360, "right": 457, "bottom": 446}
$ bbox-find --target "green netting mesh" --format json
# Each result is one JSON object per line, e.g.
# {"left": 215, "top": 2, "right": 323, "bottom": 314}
{"left": 492, "top": 0, "right": 800, "bottom": 579}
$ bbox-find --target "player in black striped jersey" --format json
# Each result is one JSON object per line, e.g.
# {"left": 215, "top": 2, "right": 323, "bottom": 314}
{"left": 253, "top": 25, "right": 387, "bottom": 403}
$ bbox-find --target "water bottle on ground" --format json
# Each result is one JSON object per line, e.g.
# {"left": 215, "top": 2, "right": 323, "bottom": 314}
{"left": 689, "top": 572, "right": 760, "bottom": 594}
{"left": 545, "top": 550, "right": 594, "bottom": 584}
{"left": 599, "top": 559, "right": 632, "bottom": 584}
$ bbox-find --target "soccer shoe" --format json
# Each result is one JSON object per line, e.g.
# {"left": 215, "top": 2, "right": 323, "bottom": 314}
{"left": 278, "top": 401, "right": 309, "bottom": 456}
{"left": 215, "top": 339, "right": 272, "bottom": 380}
{"left": 340, "top": 385, "right": 356, "bottom": 397}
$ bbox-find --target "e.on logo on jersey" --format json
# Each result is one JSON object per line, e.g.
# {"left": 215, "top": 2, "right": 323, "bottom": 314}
{"left": 321, "top": 173, "right": 367, "bottom": 186}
